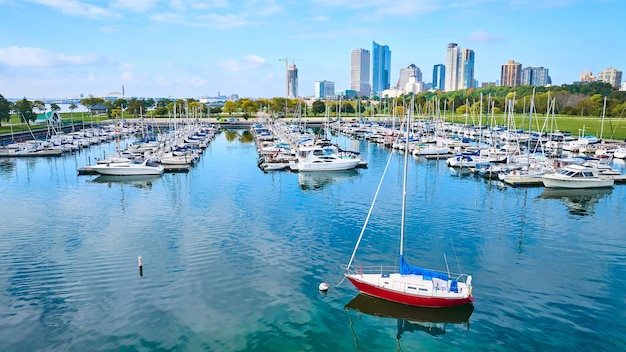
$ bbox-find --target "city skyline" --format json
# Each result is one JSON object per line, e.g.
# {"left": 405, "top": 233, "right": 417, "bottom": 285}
{"left": 0, "top": 1, "right": 624, "bottom": 99}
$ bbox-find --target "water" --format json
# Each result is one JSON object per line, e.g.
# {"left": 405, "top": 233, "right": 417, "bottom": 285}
{"left": 1, "top": 131, "right": 625, "bottom": 351}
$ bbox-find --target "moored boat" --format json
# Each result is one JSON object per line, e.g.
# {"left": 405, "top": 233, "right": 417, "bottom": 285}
{"left": 85, "top": 158, "right": 164, "bottom": 176}
{"left": 541, "top": 164, "right": 614, "bottom": 189}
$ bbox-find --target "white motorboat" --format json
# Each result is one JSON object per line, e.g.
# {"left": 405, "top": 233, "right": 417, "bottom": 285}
{"left": 412, "top": 143, "right": 450, "bottom": 156}
{"left": 290, "top": 145, "right": 361, "bottom": 172}
{"left": 541, "top": 164, "right": 614, "bottom": 189}
{"left": 86, "top": 158, "right": 164, "bottom": 176}
{"left": 613, "top": 147, "right": 626, "bottom": 159}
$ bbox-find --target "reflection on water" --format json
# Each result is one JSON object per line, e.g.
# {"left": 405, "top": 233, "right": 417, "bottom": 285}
{"left": 298, "top": 169, "right": 360, "bottom": 191}
{"left": 89, "top": 174, "right": 161, "bottom": 189}
{"left": 345, "top": 294, "right": 473, "bottom": 345}
{"left": 0, "top": 158, "right": 16, "bottom": 176}
{"left": 538, "top": 187, "right": 613, "bottom": 216}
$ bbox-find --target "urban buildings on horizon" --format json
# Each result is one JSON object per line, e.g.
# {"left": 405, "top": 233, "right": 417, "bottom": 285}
{"left": 372, "top": 41, "right": 391, "bottom": 95}
{"left": 305, "top": 42, "right": 626, "bottom": 101}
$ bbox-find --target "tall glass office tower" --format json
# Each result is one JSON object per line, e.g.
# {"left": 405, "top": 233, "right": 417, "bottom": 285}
{"left": 372, "top": 41, "right": 391, "bottom": 95}
{"left": 432, "top": 64, "right": 445, "bottom": 91}
{"left": 351, "top": 48, "right": 370, "bottom": 97}
{"left": 460, "top": 49, "right": 475, "bottom": 89}
{"left": 444, "top": 43, "right": 460, "bottom": 91}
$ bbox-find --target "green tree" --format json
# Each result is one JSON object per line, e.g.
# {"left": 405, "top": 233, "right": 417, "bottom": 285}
{"left": 50, "top": 103, "right": 61, "bottom": 112}
{"left": 223, "top": 100, "right": 237, "bottom": 115}
{"left": 342, "top": 101, "right": 355, "bottom": 114}
{"left": 0, "top": 94, "right": 12, "bottom": 126}
{"left": 80, "top": 96, "right": 105, "bottom": 113}
{"left": 126, "top": 98, "right": 146, "bottom": 117}
{"left": 33, "top": 100, "right": 46, "bottom": 114}
{"left": 240, "top": 98, "right": 259, "bottom": 115}
{"left": 14, "top": 98, "right": 37, "bottom": 124}
{"left": 311, "top": 100, "right": 325, "bottom": 116}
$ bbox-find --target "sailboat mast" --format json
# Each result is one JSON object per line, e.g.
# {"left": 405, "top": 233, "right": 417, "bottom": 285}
{"left": 400, "top": 98, "right": 412, "bottom": 257}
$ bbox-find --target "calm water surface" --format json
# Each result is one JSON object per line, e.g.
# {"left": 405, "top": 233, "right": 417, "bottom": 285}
{"left": 1, "top": 130, "right": 625, "bottom": 351}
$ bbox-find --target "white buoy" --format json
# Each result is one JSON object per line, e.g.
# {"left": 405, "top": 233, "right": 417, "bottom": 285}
{"left": 318, "top": 282, "right": 329, "bottom": 292}
{"left": 138, "top": 256, "right": 143, "bottom": 277}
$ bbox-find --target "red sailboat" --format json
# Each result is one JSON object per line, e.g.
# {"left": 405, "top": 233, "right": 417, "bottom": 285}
{"left": 344, "top": 101, "right": 473, "bottom": 308}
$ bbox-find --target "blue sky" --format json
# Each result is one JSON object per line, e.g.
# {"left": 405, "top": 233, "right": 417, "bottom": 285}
{"left": 0, "top": 0, "right": 622, "bottom": 100}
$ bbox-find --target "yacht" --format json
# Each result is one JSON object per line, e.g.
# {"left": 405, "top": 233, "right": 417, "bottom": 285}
{"left": 289, "top": 145, "right": 360, "bottom": 172}
{"left": 86, "top": 158, "right": 165, "bottom": 176}
{"left": 541, "top": 164, "right": 614, "bottom": 189}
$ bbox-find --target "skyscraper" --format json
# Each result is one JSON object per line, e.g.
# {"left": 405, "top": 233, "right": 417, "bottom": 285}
{"left": 501, "top": 60, "right": 522, "bottom": 87}
{"left": 580, "top": 71, "right": 596, "bottom": 82}
{"left": 287, "top": 64, "right": 298, "bottom": 98}
{"left": 432, "top": 64, "right": 445, "bottom": 91}
{"left": 459, "top": 49, "right": 475, "bottom": 89}
{"left": 372, "top": 41, "right": 391, "bottom": 95}
{"left": 521, "top": 67, "right": 551, "bottom": 86}
{"left": 598, "top": 67, "right": 623, "bottom": 88}
{"left": 314, "top": 80, "right": 335, "bottom": 99}
{"left": 351, "top": 48, "right": 370, "bottom": 97}
{"left": 444, "top": 43, "right": 460, "bottom": 91}
{"left": 397, "top": 64, "right": 421, "bottom": 89}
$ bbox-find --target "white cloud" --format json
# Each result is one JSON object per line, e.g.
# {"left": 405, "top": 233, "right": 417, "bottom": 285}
{"left": 467, "top": 30, "right": 506, "bottom": 43}
{"left": 189, "top": 77, "right": 208, "bottom": 86}
{"left": 196, "top": 13, "right": 251, "bottom": 29}
{"left": 111, "top": 0, "right": 159, "bottom": 13}
{"left": 26, "top": 0, "right": 120, "bottom": 19}
{"left": 215, "top": 55, "right": 268, "bottom": 72}
{"left": 0, "top": 47, "right": 101, "bottom": 67}
{"left": 99, "top": 25, "right": 120, "bottom": 33}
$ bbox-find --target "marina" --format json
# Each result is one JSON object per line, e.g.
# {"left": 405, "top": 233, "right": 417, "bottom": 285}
{"left": 1, "top": 123, "right": 625, "bottom": 351}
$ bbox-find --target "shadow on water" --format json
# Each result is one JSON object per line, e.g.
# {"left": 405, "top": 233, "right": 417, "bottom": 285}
{"left": 345, "top": 294, "right": 474, "bottom": 349}
{"left": 89, "top": 174, "right": 161, "bottom": 189}
{"left": 298, "top": 169, "right": 360, "bottom": 191}
{"left": 538, "top": 187, "right": 613, "bottom": 216}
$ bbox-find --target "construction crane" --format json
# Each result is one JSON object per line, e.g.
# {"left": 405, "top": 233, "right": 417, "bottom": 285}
{"left": 278, "top": 58, "right": 303, "bottom": 98}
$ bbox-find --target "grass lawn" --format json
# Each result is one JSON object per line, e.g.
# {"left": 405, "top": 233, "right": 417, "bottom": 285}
{"left": 2, "top": 112, "right": 626, "bottom": 142}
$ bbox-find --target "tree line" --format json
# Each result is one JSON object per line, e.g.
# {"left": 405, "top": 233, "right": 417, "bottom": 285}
{"left": 2, "top": 81, "right": 625, "bottom": 127}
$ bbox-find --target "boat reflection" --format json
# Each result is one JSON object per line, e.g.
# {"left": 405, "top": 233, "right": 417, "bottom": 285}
{"left": 89, "top": 174, "right": 161, "bottom": 189}
{"left": 539, "top": 187, "right": 613, "bottom": 216}
{"left": 0, "top": 158, "right": 16, "bottom": 176}
{"left": 298, "top": 169, "right": 360, "bottom": 191}
{"left": 345, "top": 294, "right": 473, "bottom": 340}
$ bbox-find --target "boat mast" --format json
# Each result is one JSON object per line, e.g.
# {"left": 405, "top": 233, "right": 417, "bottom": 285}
{"left": 400, "top": 97, "right": 413, "bottom": 257}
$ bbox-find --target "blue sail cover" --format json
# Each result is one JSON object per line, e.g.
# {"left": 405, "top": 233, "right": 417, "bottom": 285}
{"left": 400, "top": 256, "right": 449, "bottom": 281}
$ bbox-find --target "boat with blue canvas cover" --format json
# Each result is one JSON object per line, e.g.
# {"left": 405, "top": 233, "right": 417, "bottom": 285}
{"left": 344, "top": 101, "right": 473, "bottom": 308}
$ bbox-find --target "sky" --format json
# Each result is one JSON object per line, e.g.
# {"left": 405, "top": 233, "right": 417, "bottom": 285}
{"left": 0, "top": 0, "right": 623, "bottom": 100}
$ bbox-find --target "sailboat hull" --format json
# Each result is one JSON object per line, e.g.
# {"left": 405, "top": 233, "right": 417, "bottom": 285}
{"left": 347, "top": 275, "right": 474, "bottom": 308}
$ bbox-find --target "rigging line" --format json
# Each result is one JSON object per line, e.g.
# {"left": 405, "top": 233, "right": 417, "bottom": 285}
{"left": 450, "top": 237, "right": 462, "bottom": 274}
{"left": 345, "top": 108, "right": 406, "bottom": 272}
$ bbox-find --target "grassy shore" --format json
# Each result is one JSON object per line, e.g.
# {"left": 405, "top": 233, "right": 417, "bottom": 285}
{"left": 2, "top": 112, "right": 625, "bottom": 142}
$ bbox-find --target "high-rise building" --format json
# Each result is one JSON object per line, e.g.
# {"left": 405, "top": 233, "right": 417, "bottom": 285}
{"left": 501, "top": 60, "right": 522, "bottom": 87}
{"left": 521, "top": 67, "right": 551, "bottom": 86}
{"left": 597, "top": 67, "right": 623, "bottom": 88}
{"left": 459, "top": 49, "right": 475, "bottom": 89}
{"left": 397, "top": 64, "right": 421, "bottom": 89}
{"left": 351, "top": 48, "right": 370, "bottom": 97}
{"left": 372, "top": 41, "right": 391, "bottom": 95}
{"left": 287, "top": 64, "right": 298, "bottom": 98}
{"left": 444, "top": 43, "right": 460, "bottom": 91}
{"left": 432, "top": 64, "right": 445, "bottom": 91}
{"left": 314, "top": 80, "right": 335, "bottom": 99}
{"left": 580, "top": 71, "right": 596, "bottom": 82}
